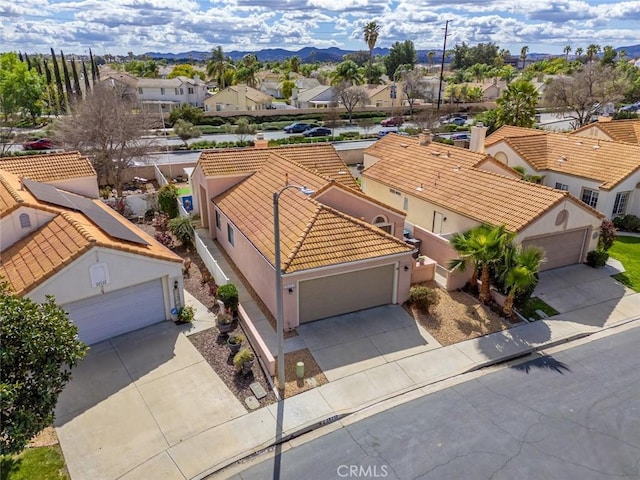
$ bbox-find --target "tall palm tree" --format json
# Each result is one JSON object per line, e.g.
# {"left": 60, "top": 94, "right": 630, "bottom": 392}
{"left": 563, "top": 45, "right": 572, "bottom": 61}
{"left": 427, "top": 51, "right": 436, "bottom": 70}
{"left": 586, "top": 44, "right": 601, "bottom": 63}
{"left": 448, "top": 224, "right": 514, "bottom": 304}
{"left": 520, "top": 46, "right": 529, "bottom": 70}
{"left": 331, "top": 60, "right": 364, "bottom": 86}
{"left": 207, "top": 46, "right": 232, "bottom": 89}
{"left": 363, "top": 21, "right": 380, "bottom": 84}
{"left": 575, "top": 47, "right": 584, "bottom": 59}
{"left": 501, "top": 245, "right": 544, "bottom": 316}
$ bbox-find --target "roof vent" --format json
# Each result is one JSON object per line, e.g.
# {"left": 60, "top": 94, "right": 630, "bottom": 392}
{"left": 416, "top": 183, "right": 424, "bottom": 192}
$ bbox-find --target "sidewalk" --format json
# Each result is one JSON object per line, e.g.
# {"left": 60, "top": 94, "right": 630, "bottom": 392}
{"left": 172, "top": 290, "right": 640, "bottom": 480}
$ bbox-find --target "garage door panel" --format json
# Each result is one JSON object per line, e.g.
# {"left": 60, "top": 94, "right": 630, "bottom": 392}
{"left": 522, "top": 229, "right": 587, "bottom": 271}
{"left": 64, "top": 279, "right": 166, "bottom": 345}
{"left": 299, "top": 264, "right": 394, "bottom": 323}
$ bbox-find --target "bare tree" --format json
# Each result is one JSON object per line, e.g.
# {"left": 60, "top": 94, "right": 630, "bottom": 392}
{"left": 333, "top": 82, "right": 368, "bottom": 124}
{"left": 543, "top": 63, "right": 628, "bottom": 128}
{"left": 53, "top": 83, "right": 159, "bottom": 196}
{"left": 402, "top": 68, "right": 429, "bottom": 115}
{"left": 412, "top": 108, "right": 441, "bottom": 132}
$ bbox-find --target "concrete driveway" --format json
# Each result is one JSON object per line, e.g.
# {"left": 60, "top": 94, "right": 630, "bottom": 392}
{"left": 534, "top": 264, "right": 640, "bottom": 328}
{"left": 294, "top": 305, "right": 441, "bottom": 381}
{"left": 55, "top": 322, "right": 246, "bottom": 480}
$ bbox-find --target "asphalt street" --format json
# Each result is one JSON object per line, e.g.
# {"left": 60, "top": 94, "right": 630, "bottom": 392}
{"left": 228, "top": 326, "right": 640, "bottom": 480}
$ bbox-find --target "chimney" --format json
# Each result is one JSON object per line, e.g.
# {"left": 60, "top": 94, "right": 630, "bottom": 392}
{"left": 418, "top": 129, "right": 433, "bottom": 145}
{"left": 469, "top": 123, "right": 488, "bottom": 153}
{"left": 598, "top": 115, "right": 613, "bottom": 123}
{"left": 254, "top": 131, "right": 268, "bottom": 149}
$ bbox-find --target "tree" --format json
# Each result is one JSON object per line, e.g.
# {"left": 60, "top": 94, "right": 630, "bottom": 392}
{"left": 0, "top": 52, "right": 45, "bottom": 125}
{"left": 1, "top": 281, "right": 88, "bottom": 454}
{"left": 501, "top": 245, "right": 544, "bottom": 316}
{"left": 50, "top": 49, "right": 66, "bottom": 112}
{"left": 384, "top": 40, "right": 417, "bottom": 81}
{"left": 564, "top": 45, "right": 572, "bottom": 61}
{"left": 363, "top": 21, "right": 380, "bottom": 84}
{"left": 168, "top": 216, "right": 195, "bottom": 247}
{"left": 173, "top": 119, "right": 201, "bottom": 147}
{"left": 53, "top": 83, "right": 159, "bottom": 196}
{"left": 333, "top": 82, "right": 368, "bottom": 123}
{"left": 575, "top": 47, "right": 584, "bottom": 59}
{"left": 167, "top": 103, "right": 203, "bottom": 126}
{"left": 520, "top": 46, "right": 529, "bottom": 70}
{"left": 224, "top": 117, "right": 256, "bottom": 143}
{"left": 543, "top": 63, "right": 628, "bottom": 128}
{"left": 451, "top": 42, "right": 500, "bottom": 69}
{"left": 586, "top": 44, "right": 601, "bottom": 63}
{"left": 496, "top": 79, "right": 538, "bottom": 128}
{"left": 167, "top": 64, "right": 205, "bottom": 80}
{"left": 402, "top": 68, "right": 428, "bottom": 114}
{"left": 59, "top": 51, "right": 74, "bottom": 105}
{"left": 601, "top": 45, "right": 617, "bottom": 66}
{"left": 124, "top": 60, "right": 159, "bottom": 78}
{"left": 70, "top": 57, "right": 82, "bottom": 101}
{"left": 207, "top": 46, "right": 233, "bottom": 89}
{"left": 158, "top": 183, "right": 179, "bottom": 218}
{"left": 427, "top": 51, "right": 436, "bottom": 69}
{"left": 235, "top": 54, "right": 260, "bottom": 88}
{"left": 448, "top": 224, "right": 514, "bottom": 304}
{"left": 331, "top": 60, "right": 364, "bottom": 86}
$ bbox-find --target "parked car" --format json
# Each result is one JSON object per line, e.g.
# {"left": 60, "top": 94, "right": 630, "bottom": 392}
{"left": 380, "top": 116, "right": 404, "bottom": 127}
{"left": 284, "top": 122, "right": 312, "bottom": 133}
{"left": 450, "top": 132, "right": 471, "bottom": 141}
{"left": 619, "top": 102, "right": 640, "bottom": 112}
{"left": 376, "top": 129, "right": 408, "bottom": 139}
{"left": 22, "top": 138, "right": 58, "bottom": 150}
{"left": 447, "top": 117, "right": 467, "bottom": 126}
{"left": 302, "top": 127, "right": 332, "bottom": 137}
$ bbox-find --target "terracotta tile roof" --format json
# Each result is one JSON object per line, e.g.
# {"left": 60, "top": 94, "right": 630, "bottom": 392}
{"left": 485, "top": 125, "right": 547, "bottom": 146}
{"left": 362, "top": 141, "right": 603, "bottom": 233}
{"left": 572, "top": 119, "right": 640, "bottom": 144}
{"left": 0, "top": 171, "right": 181, "bottom": 295}
{"left": 0, "top": 171, "right": 60, "bottom": 218}
{"left": 313, "top": 180, "right": 406, "bottom": 217}
{"left": 197, "top": 143, "right": 360, "bottom": 190}
{"left": 214, "top": 154, "right": 411, "bottom": 273}
{"left": 0, "top": 151, "right": 96, "bottom": 182}
{"left": 489, "top": 129, "right": 640, "bottom": 190}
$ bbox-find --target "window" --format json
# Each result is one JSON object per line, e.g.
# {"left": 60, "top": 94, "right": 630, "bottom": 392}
{"left": 175, "top": 88, "right": 180, "bottom": 95}
{"left": 227, "top": 224, "right": 234, "bottom": 246}
{"left": 160, "top": 88, "right": 165, "bottom": 95}
{"left": 188, "top": 87, "right": 194, "bottom": 94}
{"left": 373, "top": 215, "right": 393, "bottom": 234}
{"left": 215, "top": 210, "right": 221, "bottom": 229}
{"left": 555, "top": 182, "right": 569, "bottom": 191}
{"left": 403, "top": 197, "right": 409, "bottom": 210}
{"left": 581, "top": 188, "right": 599, "bottom": 208}
{"left": 138, "top": 87, "right": 143, "bottom": 94}
{"left": 19, "top": 213, "right": 31, "bottom": 228}
{"left": 180, "top": 88, "right": 184, "bottom": 95}
{"left": 613, "top": 191, "right": 630, "bottom": 216}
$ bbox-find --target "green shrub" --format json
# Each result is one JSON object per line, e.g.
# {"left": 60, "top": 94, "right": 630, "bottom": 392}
{"left": 613, "top": 214, "right": 640, "bottom": 233}
{"left": 586, "top": 249, "right": 609, "bottom": 268}
{"left": 178, "top": 305, "right": 195, "bottom": 322}
{"left": 216, "top": 283, "right": 239, "bottom": 313}
{"left": 216, "top": 312, "right": 233, "bottom": 326}
{"left": 168, "top": 216, "right": 194, "bottom": 246}
{"left": 233, "top": 348, "right": 255, "bottom": 371}
{"left": 158, "top": 183, "right": 179, "bottom": 218}
{"left": 405, "top": 286, "right": 439, "bottom": 313}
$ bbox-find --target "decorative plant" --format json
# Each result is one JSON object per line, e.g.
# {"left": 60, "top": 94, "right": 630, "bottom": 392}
{"left": 586, "top": 250, "right": 609, "bottom": 268}
{"left": 154, "top": 231, "right": 174, "bottom": 249}
{"left": 598, "top": 219, "right": 617, "bottom": 252}
{"left": 216, "top": 312, "right": 233, "bottom": 326}
{"left": 405, "top": 286, "right": 439, "bottom": 314}
{"left": 216, "top": 283, "right": 239, "bottom": 314}
{"left": 158, "top": 183, "right": 179, "bottom": 218}
{"left": 177, "top": 305, "right": 195, "bottom": 323}
{"left": 152, "top": 213, "right": 169, "bottom": 232}
{"left": 168, "top": 216, "right": 195, "bottom": 247}
{"left": 233, "top": 348, "right": 255, "bottom": 372}
{"left": 228, "top": 333, "right": 245, "bottom": 345}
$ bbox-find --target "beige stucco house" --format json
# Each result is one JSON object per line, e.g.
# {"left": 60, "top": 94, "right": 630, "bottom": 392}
{"left": 191, "top": 142, "right": 414, "bottom": 329}
{"left": 484, "top": 125, "right": 640, "bottom": 219}
{"left": 0, "top": 152, "right": 184, "bottom": 345}
{"left": 204, "top": 84, "right": 274, "bottom": 112}
{"left": 571, "top": 118, "right": 640, "bottom": 145}
{"left": 360, "top": 132, "right": 604, "bottom": 287}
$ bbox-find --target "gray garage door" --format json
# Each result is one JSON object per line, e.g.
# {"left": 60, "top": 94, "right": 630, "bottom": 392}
{"left": 64, "top": 279, "right": 166, "bottom": 345}
{"left": 522, "top": 229, "right": 588, "bottom": 271}
{"left": 298, "top": 264, "right": 395, "bottom": 323}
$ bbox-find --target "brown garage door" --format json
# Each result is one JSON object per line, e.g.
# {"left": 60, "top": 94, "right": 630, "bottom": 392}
{"left": 522, "top": 229, "right": 588, "bottom": 271}
{"left": 298, "top": 264, "right": 395, "bottom": 323}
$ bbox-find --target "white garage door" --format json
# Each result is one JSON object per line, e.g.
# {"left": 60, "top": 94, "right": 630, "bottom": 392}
{"left": 64, "top": 279, "right": 166, "bottom": 345}
{"left": 522, "top": 229, "right": 588, "bottom": 271}
{"left": 298, "top": 264, "right": 395, "bottom": 323}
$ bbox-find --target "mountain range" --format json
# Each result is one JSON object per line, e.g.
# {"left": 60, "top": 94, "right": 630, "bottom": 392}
{"left": 144, "top": 45, "right": 640, "bottom": 64}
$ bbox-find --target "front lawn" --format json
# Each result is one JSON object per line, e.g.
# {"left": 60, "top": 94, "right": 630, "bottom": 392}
{"left": 609, "top": 235, "right": 640, "bottom": 292}
{"left": 0, "top": 446, "right": 69, "bottom": 480}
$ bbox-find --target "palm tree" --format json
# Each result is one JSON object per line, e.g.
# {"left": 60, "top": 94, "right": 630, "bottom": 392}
{"left": 575, "top": 47, "right": 584, "bottom": 59}
{"left": 363, "top": 21, "right": 380, "bottom": 84}
{"left": 520, "top": 46, "right": 529, "bottom": 70}
{"left": 427, "top": 51, "right": 436, "bottom": 70}
{"left": 448, "top": 224, "right": 514, "bottom": 304}
{"left": 501, "top": 246, "right": 544, "bottom": 316}
{"left": 563, "top": 45, "right": 572, "bottom": 61}
{"left": 586, "top": 44, "right": 601, "bottom": 63}
{"left": 207, "top": 46, "right": 232, "bottom": 89}
{"left": 331, "top": 60, "right": 364, "bottom": 86}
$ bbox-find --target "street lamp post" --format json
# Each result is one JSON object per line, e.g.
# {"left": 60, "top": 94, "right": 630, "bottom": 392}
{"left": 437, "top": 20, "right": 451, "bottom": 111}
{"left": 273, "top": 183, "right": 315, "bottom": 396}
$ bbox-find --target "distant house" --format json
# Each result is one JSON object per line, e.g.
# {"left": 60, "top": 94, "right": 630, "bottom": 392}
{"left": 465, "top": 79, "right": 504, "bottom": 100}
{"left": 571, "top": 118, "right": 640, "bottom": 145}
{"left": 360, "top": 132, "right": 603, "bottom": 286}
{"left": 484, "top": 125, "right": 640, "bottom": 220}
{"left": 363, "top": 84, "right": 402, "bottom": 108}
{"left": 0, "top": 152, "right": 183, "bottom": 345}
{"left": 191, "top": 141, "right": 414, "bottom": 328}
{"left": 293, "top": 85, "right": 336, "bottom": 108}
{"left": 204, "top": 84, "right": 274, "bottom": 112}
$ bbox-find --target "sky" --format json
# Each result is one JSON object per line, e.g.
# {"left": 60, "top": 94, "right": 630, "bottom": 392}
{"left": 1, "top": 0, "right": 639, "bottom": 57}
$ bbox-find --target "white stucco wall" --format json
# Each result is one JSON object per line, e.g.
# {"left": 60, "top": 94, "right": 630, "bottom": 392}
{"left": 49, "top": 176, "right": 99, "bottom": 198}
{"left": 27, "top": 247, "right": 183, "bottom": 319}
{"left": 0, "top": 207, "right": 57, "bottom": 251}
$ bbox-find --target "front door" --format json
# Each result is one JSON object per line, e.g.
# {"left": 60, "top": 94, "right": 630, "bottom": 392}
{"left": 433, "top": 211, "right": 444, "bottom": 234}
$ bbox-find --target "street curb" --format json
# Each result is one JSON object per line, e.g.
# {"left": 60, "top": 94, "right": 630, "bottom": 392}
{"left": 198, "top": 317, "right": 640, "bottom": 479}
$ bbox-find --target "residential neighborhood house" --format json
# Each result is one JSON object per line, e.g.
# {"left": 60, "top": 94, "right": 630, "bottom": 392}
{"left": 190, "top": 142, "right": 414, "bottom": 329}
{"left": 204, "top": 83, "right": 274, "bottom": 112}
{"left": 0, "top": 152, "right": 184, "bottom": 345}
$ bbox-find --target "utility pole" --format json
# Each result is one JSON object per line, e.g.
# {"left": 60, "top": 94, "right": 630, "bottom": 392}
{"left": 436, "top": 20, "right": 451, "bottom": 111}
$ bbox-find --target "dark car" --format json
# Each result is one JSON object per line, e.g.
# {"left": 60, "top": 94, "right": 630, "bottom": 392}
{"left": 284, "top": 122, "right": 312, "bottom": 133}
{"left": 450, "top": 132, "right": 470, "bottom": 141}
{"left": 303, "top": 127, "right": 332, "bottom": 137}
{"left": 619, "top": 102, "right": 640, "bottom": 112}
{"left": 22, "top": 138, "right": 58, "bottom": 150}
{"left": 380, "top": 116, "right": 404, "bottom": 127}
{"left": 376, "top": 129, "right": 408, "bottom": 139}
{"left": 447, "top": 117, "right": 467, "bottom": 126}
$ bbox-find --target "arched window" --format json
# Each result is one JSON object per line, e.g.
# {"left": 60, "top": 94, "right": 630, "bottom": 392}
{"left": 373, "top": 215, "right": 393, "bottom": 234}
{"left": 19, "top": 213, "right": 31, "bottom": 228}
